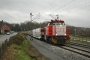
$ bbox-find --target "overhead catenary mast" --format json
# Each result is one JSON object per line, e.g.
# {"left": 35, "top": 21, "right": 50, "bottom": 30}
{"left": 30, "top": 13, "right": 33, "bottom": 30}
{"left": 56, "top": 14, "right": 59, "bottom": 20}
{"left": 30, "top": 13, "right": 33, "bottom": 21}
{"left": 50, "top": 14, "right": 59, "bottom": 20}
{"left": 30, "top": 13, "right": 40, "bottom": 30}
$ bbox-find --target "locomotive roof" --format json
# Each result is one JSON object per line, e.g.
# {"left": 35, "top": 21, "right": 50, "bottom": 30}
{"left": 50, "top": 19, "right": 65, "bottom": 23}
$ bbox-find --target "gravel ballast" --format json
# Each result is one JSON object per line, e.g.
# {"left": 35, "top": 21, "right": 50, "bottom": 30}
{"left": 27, "top": 36, "right": 90, "bottom": 60}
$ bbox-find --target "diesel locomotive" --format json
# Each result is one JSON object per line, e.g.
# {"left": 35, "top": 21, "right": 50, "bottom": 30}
{"left": 32, "top": 19, "right": 70, "bottom": 44}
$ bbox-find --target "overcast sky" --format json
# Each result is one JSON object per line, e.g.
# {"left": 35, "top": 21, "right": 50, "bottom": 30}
{"left": 0, "top": 0, "right": 90, "bottom": 27}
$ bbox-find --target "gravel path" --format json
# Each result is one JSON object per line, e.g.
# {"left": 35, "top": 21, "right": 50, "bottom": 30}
{"left": 27, "top": 36, "right": 90, "bottom": 60}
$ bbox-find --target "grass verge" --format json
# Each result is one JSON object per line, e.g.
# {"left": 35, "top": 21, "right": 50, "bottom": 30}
{"left": 2, "top": 39, "right": 35, "bottom": 60}
{"left": 1, "top": 33, "right": 48, "bottom": 60}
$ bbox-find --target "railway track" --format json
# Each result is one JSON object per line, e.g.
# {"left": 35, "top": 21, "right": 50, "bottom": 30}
{"left": 69, "top": 42, "right": 90, "bottom": 49}
{"left": 27, "top": 36, "right": 89, "bottom": 60}
{"left": 66, "top": 45, "right": 90, "bottom": 53}
{"left": 28, "top": 35, "right": 90, "bottom": 58}
{"left": 59, "top": 44, "right": 90, "bottom": 58}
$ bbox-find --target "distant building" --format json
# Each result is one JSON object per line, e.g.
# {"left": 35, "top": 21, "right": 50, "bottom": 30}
{"left": 0, "top": 20, "right": 10, "bottom": 34}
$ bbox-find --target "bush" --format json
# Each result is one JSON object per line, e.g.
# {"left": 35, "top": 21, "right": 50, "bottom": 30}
{"left": 9, "top": 32, "right": 26, "bottom": 45}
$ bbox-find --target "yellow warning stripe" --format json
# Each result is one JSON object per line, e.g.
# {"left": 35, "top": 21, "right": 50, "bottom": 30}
{"left": 65, "top": 40, "right": 70, "bottom": 44}
{"left": 52, "top": 38, "right": 57, "bottom": 44}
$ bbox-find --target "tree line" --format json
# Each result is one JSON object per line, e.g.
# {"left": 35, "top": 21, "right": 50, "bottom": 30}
{"left": 5, "top": 21, "right": 48, "bottom": 31}
{"left": 5, "top": 21, "right": 90, "bottom": 37}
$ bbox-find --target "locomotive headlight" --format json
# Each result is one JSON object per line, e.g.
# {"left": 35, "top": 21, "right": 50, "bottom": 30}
{"left": 56, "top": 34, "right": 57, "bottom": 35}
{"left": 64, "top": 34, "right": 66, "bottom": 35}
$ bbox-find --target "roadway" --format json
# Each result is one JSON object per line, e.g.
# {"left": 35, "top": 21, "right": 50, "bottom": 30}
{"left": 0, "top": 32, "right": 17, "bottom": 46}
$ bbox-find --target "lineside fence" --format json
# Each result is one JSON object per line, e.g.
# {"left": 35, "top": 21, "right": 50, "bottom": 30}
{"left": 0, "top": 39, "right": 11, "bottom": 60}
{"left": 71, "top": 36, "right": 90, "bottom": 44}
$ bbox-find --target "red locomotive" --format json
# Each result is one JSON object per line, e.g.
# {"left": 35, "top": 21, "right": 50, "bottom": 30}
{"left": 32, "top": 19, "right": 70, "bottom": 44}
